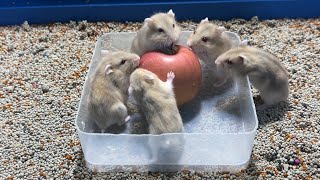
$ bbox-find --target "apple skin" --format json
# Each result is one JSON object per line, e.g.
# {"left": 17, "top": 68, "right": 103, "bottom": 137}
{"left": 139, "top": 45, "right": 202, "bottom": 106}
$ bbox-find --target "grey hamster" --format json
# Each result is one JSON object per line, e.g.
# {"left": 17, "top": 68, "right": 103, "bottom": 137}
{"left": 187, "top": 17, "right": 235, "bottom": 63}
{"left": 187, "top": 17, "right": 242, "bottom": 87}
{"left": 128, "top": 68, "right": 184, "bottom": 134}
{"left": 215, "top": 46, "right": 289, "bottom": 108}
{"left": 88, "top": 51, "right": 140, "bottom": 133}
{"left": 128, "top": 68, "right": 185, "bottom": 163}
{"left": 131, "top": 9, "right": 181, "bottom": 56}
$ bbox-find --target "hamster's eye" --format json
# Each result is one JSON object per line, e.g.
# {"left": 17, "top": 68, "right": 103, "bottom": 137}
{"left": 173, "top": 24, "right": 175, "bottom": 28}
{"left": 227, "top": 60, "right": 233, "bottom": 65}
{"left": 202, "top": 37, "right": 208, "bottom": 42}
{"left": 158, "top": 28, "right": 164, "bottom": 33}
{"left": 120, "top": 59, "right": 126, "bottom": 65}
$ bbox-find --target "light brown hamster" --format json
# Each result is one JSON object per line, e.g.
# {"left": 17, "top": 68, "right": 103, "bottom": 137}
{"left": 129, "top": 68, "right": 185, "bottom": 163}
{"left": 131, "top": 9, "right": 181, "bottom": 56}
{"left": 88, "top": 51, "right": 140, "bottom": 133}
{"left": 128, "top": 68, "right": 184, "bottom": 134}
{"left": 187, "top": 18, "right": 245, "bottom": 87}
{"left": 187, "top": 17, "right": 235, "bottom": 63}
{"left": 215, "top": 46, "right": 289, "bottom": 108}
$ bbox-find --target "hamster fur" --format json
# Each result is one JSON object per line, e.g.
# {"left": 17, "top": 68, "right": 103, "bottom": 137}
{"left": 187, "top": 17, "right": 235, "bottom": 63}
{"left": 128, "top": 68, "right": 184, "bottom": 134}
{"left": 129, "top": 68, "right": 185, "bottom": 163}
{"left": 215, "top": 46, "right": 289, "bottom": 108}
{"left": 130, "top": 9, "right": 181, "bottom": 56}
{"left": 186, "top": 17, "right": 243, "bottom": 87}
{"left": 88, "top": 51, "right": 140, "bottom": 133}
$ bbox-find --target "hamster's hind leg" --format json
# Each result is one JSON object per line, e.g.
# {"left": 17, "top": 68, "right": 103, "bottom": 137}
{"left": 110, "top": 102, "right": 129, "bottom": 126}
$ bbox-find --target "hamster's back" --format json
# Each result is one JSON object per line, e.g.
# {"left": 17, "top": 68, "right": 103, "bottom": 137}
{"left": 143, "top": 87, "right": 184, "bottom": 134}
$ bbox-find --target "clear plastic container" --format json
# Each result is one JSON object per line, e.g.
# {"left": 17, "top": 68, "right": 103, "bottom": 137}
{"left": 75, "top": 31, "right": 258, "bottom": 172}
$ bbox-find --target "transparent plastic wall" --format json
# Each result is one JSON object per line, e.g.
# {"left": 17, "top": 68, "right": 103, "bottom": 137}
{"left": 75, "top": 32, "right": 258, "bottom": 172}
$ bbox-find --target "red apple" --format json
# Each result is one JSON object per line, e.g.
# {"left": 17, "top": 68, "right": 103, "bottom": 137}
{"left": 139, "top": 45, "right": 202, "bottom": 106}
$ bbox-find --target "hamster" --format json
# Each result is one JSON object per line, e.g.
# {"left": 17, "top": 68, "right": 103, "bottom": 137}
{"left": 129, "top": 68, "right": 185, "bottom": 163}
{"left": 128, "top": 68, "right": 184, "bottom": 134}
{"left": 88, "top": 51, "right": 140, "bottom": 133}
{"left": 187, "top": 17, "right": 235, "bottom": 63}
{"left": 187, "top": 17, "right": 245, "bottom": 87}
{"left": 130, "top": 9, "right": 181, "bottom": 56}
{"left": 215, "top": 46, "right": 289, "bottom": 108}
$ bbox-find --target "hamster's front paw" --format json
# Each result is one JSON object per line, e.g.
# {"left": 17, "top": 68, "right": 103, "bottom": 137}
{"left": 118, "top": 115, "right": 131, "bottom": 126}
{"left": 124, "top": 115, "right": 131, "bottom": 123}
{"left": 167, "top": 71, "right": 175, "bottom": 81}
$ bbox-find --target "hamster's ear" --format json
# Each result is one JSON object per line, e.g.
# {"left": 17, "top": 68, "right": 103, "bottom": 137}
{"left": 144, "top": 74, "right": 155, "bottom": 84}
{"left": 105, "top": 64, "right": 114, "bottom": 75}
{"left": 167, "top": 9, "right": 175, "bottom": 17}
{"left": 217, "top": 26, "right": 226, "bottom": 33}
{"left": 200, "top": 17, "right": 209, "bottom": 24}
{"left": 215, "top": 58, "right": 222, "bottom": 65}
{"left": 235, "top": 55, "right": 246, "bottom": 64}
{"left": 144, "top": 18, "right": 154, "bottom": 27}
{"left": 240, "top": 40, "right": 248, "bottom": 46}
{"left": 224, "top": 56, "right": 245, "bottom": 66}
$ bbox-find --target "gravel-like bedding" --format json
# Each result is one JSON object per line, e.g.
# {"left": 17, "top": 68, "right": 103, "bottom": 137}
{"left": 0, "top": 17, "right": 319, "bottom": 179}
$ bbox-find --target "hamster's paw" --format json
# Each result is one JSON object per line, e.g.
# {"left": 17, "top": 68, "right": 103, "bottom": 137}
{"left": 118, "top": 115, "right": 131, "bottom": 126}
{"left": 124, "top": 115, "right": 131, "bottom": 123}
{"left": 166, "top": 71, "right": 175, "bottom": 89}
{"left": 167, "top": 71, "right": 175, "bottom": 81}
